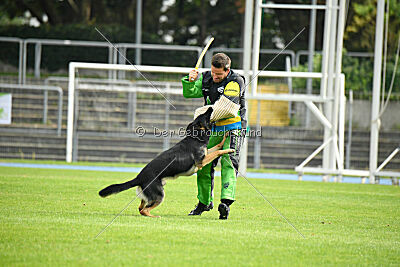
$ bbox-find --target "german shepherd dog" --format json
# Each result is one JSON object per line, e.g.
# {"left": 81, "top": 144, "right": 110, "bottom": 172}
{"left": 99, "top": 107, "right": 234, "bottom": 217}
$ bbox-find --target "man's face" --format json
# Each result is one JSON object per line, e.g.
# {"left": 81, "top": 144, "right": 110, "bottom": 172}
{"left": 211, "top": 65, "right": 229, "bottom": 83}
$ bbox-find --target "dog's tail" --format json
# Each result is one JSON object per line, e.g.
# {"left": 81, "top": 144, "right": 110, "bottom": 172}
{"left": 99, "top": 178, "right": 139, "bottom": 198}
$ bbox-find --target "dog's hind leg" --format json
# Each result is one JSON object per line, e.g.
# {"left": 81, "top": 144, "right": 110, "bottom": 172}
{"left": 140, "top": 200, "right": 163, "bottom": 218}
{"left": 138, "top": 199, "right": 145, "bottom": 212}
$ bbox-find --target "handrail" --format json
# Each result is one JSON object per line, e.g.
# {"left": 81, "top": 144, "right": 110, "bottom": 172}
{"left": 205, "top": 47, "right": 296, "bottom": 69}
{"left": 0, "top": 36, "right": 378, "bottom": 84}
{"left": 0, "top": 83, "right": 63, "bottom": 136}
{"left": 295, "top": 50, "right": 374, "bottom": 66}
{"left": 0, "top": 37, "right": 23, "bottom": 84}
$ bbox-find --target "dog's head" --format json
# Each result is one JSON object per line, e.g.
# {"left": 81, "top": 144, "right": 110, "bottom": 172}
{"left": 186, "top": 107, "right": 213, "bottom": 139}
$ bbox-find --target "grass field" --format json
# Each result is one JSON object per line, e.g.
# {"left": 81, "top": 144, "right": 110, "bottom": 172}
{"left": 0, "top": 163, "right": 399, "bottom": 266}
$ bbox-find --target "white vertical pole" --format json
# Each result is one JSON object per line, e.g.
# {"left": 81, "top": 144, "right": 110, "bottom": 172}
{"left": 66, "top": 63, "right": 76, "bottom": 163}
{"left": 34, "top": 43, "right": 42, "bottom": 79}
{"left": 369, "top": 0, "right": 385, "bottom": 184}
{"left": 251, "top": 0, "right": 262, "bottom": 96}
{"left": 108, "top": 46, "right": 113, "bottom": 79}
{"left": 345, "top": 89, "right": 353, "bottom": 169}
{"left": 135, "top": 0, "right": 142, "bottom": 66}
{"left": 286, "top": 57, "right": 293, "bottom": 119}
{"left": 338, "top": 75, "right": 346, "bottom": 182}
{"left": 320, "top": 0, "right": 332, "bottom": 177}
{"left": 320, "top": 0, "right": 332, "bottom": 99}
{"left": 243, "top": 0, "right": 254, "bottom": 80}
{"left": 306, "top": 0, "right": 317, "bottom": 127}
{"left": 18, "top": 41, "right": 23, "bottom": 84}
{"left": 239, "top": 0, "right": 254, "bottom": 175}
{"left": 322, "top": 0, "right": 337, "bottom": 181}
{"left": 333, "top": 0, "right": 347, "bottom": 182}
{"left": 22, "top": 41, "right": 27, "bottom": 84}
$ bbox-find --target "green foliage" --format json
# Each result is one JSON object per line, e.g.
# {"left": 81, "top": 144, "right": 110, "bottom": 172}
{"left": 345, "top": 0, "right": 400, "bottom": 52}
{"left": 0, "top": 24, "right": 200, "bottom": 71}
{"left": 342, "top": 55, "right": 374, "bottom": 97}
{"left": 0, "top": 165, "right": 399, "bottom": 265}
{"left": 291, "top": 53, "right": 322, "bottom": 93}
{"left": 160, "top": 0, "right": 245, "bottom": 47}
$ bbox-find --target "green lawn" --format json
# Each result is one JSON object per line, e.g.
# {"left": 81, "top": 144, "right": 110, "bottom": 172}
{"left": 0, "top": 165, "right": 399, "bottom": 266}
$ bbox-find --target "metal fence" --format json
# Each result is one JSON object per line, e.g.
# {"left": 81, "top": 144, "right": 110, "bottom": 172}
{"left": 0, "top": 36, "right": 375, "bottom": 84}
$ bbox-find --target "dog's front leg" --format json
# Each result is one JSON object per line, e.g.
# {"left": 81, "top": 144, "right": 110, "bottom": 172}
{"left": 207, "top": 132, "right": 229, "bottom": 154}
{"left": 201, "top": 148, "right": 234, "bottom": 167}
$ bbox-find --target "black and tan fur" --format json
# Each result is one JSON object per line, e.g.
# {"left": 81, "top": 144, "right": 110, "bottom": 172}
{"left": 99, "top": 107, "right": 233, "bottom": 217}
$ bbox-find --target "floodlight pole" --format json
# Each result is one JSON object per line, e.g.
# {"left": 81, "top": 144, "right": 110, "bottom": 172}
{"left": 369, "top": 0, "right": 385, "bottom": 184}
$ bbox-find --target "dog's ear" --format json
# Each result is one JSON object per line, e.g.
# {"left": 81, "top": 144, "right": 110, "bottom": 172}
{"left": 205, "top": 107, "right": 213, "bottom": 116}
{"left": 202, "top": 107, "right": 213, "bottom": 121}
{"left": 199, "top": 107, "right": 213, "bottom": 130}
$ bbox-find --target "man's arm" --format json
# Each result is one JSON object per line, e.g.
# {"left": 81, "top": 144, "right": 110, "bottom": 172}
{"left": 222, "top": 75, "right": 244, "bottom": 105}
{"left": 182, "top": 70, "right": 204, "bottom": 98}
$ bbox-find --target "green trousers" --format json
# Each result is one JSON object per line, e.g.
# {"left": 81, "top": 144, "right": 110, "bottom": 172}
{"left": 196, "top": 130, "right": 244, "bottom": 205}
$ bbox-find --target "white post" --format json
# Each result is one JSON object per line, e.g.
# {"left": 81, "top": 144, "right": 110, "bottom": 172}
{"left": 66, "top": 63, "right": 76, "bottom": 163}
{"left": 286, "top": 57, "right": 293, "bottom": 119}
{"left": 34, "top": 43, "right": 42, "bottom": 78}
{"left": 323, "top": 0, "right": 337, "bottom": 182}
{"left": 22, "top": 41, "right": 27, "bottom": 84}
{"left": 338, "top": 74, "right": 346, "bottom": 182}
{"left": 345, "top": 90, "right": 353, "bottom": 169}
{"left": 320, "top": 0, "right": 332, "bottom": 180}
{"left": 306, "top": 0, "right": 317, "bottom": 127}
{"left": 369, "top": 0, "right": 385, "bottom": 184}
{"left": 18, "top": 40, "right": 23, "bottom": 84}
{"left": 251, "top": 0, "right": 262, "bottom": 96}
{"left": 135, "top": 0, "right": 142, "bottom": 66}
{"left": 243, "top": 0, "right": 254, "bottom": 78}
{"left": 333, "top": 0, "right": 347, "bottom": 182}
{"left": 239, "top": 0, "right": 254, "bottom": 175}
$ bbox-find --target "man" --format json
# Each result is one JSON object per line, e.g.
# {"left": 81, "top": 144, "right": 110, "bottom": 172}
{"left": 181, "top": 53, "right": 246, "bottom": 220}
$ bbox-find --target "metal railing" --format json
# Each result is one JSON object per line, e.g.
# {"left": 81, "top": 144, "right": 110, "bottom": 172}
{"left": 0, "top": 37, "right": 23, "bottom": 83}
{"left": 295, "top": 50, "right": 374, "bottom": 66}
{"left": 0, "top": 36, "right": 377, "bottom": 85}
{"left": 0, "top": 83, "right": 63, "bottom": 136}
{"left": 22, "top": 38, "right": 115, "bottom": 83}
{"left": 205, "top": 47, "right": 296, "bottom": 69}
{"left": 112, "top": 43, "right": 203, "bottom": 79}
{"left": 19, "top": 38, "right": 204, "bottom": 83}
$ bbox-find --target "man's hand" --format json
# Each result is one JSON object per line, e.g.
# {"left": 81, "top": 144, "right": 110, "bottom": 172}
{"left": 189, "top": 69, "right": 199, "bottom": 82}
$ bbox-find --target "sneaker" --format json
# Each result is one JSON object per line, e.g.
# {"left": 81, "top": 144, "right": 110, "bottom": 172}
{"left": 188, "top": 202, "right": 213, "bottom": 216}
{"left": 218, "top": 203, "right": 230, "bottom": 220}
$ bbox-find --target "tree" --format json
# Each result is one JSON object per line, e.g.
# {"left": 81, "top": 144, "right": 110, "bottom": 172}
{"left": 345, "top": 0, "right": 400, "bottom": 52}
{"left": 159, "top": 0, "right": 246, "bottom": 47}
{"left": 0, "top": 0, "right": 163, "bottom": 42}
{"left": 272, "top": 0, "right": 326, "bottom": 51}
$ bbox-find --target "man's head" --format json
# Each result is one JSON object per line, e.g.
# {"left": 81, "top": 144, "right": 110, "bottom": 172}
{"left": 211, "top": 53, "right": 231, "bottom": 83}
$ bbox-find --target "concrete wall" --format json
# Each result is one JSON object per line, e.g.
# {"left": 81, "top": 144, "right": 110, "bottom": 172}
{"left": 292, "top": 100, "right": 400, "bottom": 131}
